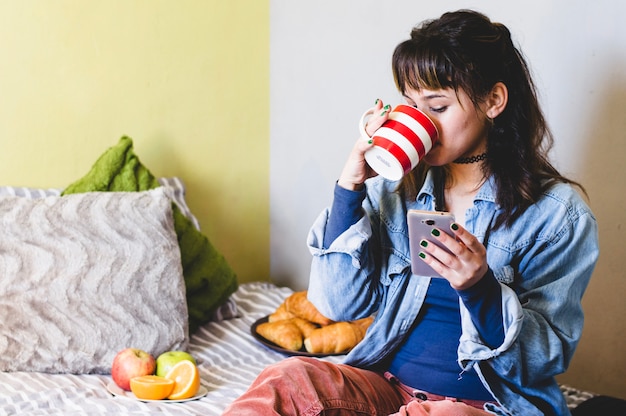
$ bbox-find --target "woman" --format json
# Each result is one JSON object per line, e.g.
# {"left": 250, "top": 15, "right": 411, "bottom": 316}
{"left": 224, "top": 9, "right": 598, "bottom": 415}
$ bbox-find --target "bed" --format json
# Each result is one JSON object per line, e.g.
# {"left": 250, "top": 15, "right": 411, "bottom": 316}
{"left": 1, "top": 138, "right": 623, "bottom": 415}
{"left": 0, "top": 280, "right": 614, "bottom": 415}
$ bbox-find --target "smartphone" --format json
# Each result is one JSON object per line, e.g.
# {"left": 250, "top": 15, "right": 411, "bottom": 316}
{"left": 407, "top": 209, "right": 456, "bottom": 277}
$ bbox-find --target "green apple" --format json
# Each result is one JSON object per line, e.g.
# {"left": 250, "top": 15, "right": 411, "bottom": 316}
{"left": 155, "top": 350, "right": 196, "bottom": 378}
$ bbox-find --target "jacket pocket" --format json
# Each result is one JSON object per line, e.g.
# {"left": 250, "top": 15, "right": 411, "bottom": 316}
{"left": 492, "top": 265, "right": 515, "bottom": 285}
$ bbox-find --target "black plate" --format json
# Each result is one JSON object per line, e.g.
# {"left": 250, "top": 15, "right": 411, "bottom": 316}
{"left": 250, "top": 316, "right": 347, "bottom": 357}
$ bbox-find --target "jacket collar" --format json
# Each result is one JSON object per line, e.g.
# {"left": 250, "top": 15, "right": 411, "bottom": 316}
{"left": 417, "top": 169, "right": 499, "bottom": 208}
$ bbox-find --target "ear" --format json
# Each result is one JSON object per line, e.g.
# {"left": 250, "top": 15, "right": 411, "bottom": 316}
{"left": 485, "top": 82, "right": 508, "bottom": 119}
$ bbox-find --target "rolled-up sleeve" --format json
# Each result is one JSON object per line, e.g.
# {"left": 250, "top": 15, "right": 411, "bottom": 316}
{"left": 307, "top": 208, "right": 381, "bottom": 321}
{"left": 458, "top": 197, "right": 598, "bottom": 389}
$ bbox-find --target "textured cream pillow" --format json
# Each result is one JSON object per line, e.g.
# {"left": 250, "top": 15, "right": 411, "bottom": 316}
{"left": 0, "top": 188, "right": 188, "bottom": 374}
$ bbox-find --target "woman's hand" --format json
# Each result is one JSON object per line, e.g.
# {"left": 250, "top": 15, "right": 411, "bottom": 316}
{"left": 418, "top": 222, "right": 489, "bottom": 290}
{"left": 337, "top": 99, "right": 391, "bottom": 191}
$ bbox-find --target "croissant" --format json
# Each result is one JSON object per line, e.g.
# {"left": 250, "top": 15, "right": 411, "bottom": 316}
{"left": 256, "top": 319, "right": 304, "bottom": 351}
{"left": 352, "top": 316, "right": 374, "bottom": 332}
{"left": 290, "top": 317, "right": 319, "bottom": 338}
{"left": 304, "top": 317, "right": 373, "bottom": 354}
{"left": 284, "top": 291, "right": 333, "bottom": 326}
{"left": 256, "top": 318, "right": 319, "bottom": 351}
{"left": 268, "top": 302, "right": 296, "bottom": 322}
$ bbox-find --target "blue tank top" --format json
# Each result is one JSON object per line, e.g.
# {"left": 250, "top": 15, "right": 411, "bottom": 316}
{"left": 387, "top": 278, "right": 493, "bottom": 400}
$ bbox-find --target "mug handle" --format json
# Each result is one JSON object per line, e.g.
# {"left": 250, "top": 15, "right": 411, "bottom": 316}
{"left": 359, "top": 107, "right": 377, "bottom": 140}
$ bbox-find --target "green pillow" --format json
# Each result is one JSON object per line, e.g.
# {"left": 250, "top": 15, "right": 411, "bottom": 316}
{"left": 62, "top": 136, "right": 238, "bottom": 333}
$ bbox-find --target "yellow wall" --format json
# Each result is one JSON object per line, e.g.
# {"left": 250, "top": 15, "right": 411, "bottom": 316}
{"left": 0, "top": 1, "right": 270, "bottom": 283}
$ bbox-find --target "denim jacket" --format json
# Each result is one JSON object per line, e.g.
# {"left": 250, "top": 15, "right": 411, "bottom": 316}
{"left": 307, "top": 171, "right": 598, "bottom": 415}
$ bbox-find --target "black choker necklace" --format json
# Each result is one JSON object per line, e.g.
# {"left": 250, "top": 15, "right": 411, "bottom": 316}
{"left": 454, "top": 152, "right": 488, "bottom": 164}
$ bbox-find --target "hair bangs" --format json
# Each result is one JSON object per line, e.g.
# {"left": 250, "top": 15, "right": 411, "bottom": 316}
{"left": 392, "top": 40, "right": 454, "bottom": 95}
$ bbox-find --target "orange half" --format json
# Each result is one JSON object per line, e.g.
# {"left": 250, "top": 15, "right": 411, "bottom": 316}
{"left": 164, "top": 360, "right": 200, "bottom": 400}
{"left": 130, "top": 375, "right": 175, "bottom": 400}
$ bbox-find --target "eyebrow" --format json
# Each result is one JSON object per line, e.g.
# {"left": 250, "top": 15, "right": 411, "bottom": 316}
{"left": 403, "top": 93, "right": 447, "bottom": 101}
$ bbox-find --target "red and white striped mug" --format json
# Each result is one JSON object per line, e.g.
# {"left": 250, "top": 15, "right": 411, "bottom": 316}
{"left": 359, "top": 104, "right": 439, "bottom": 181}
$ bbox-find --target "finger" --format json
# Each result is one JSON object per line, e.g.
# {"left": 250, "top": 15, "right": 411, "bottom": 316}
{"left": 419, "top": 237, "right": 460, "bottom": 270}
{"left": 338, "top": 137, "right": 378, "bottom": 188}
{"left": 355, "top": 135, "right": 375, "bottom": 152}
{"left": 365, "top": 103, "right": 391, "bottom": 137}
{"left": 417, "top": 248, "right": 450, "bottom": 276}
{"left": 364, "top": 99, "right": 383, "bottom": 137}
{"left": 430, "top": 227, "right": 466, "bottom": 258}
{"left": 449, "top": 223, "right": 486, "bottom": 255}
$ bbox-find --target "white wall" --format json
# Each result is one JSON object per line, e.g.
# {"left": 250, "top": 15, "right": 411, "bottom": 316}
{"left": 270, "top": 0, "right": 626, "bottom": 398}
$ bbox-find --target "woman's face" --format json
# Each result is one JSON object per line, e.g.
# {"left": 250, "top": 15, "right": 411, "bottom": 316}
{"left": 403, "top": 86, "right": 490, "bottom": 166}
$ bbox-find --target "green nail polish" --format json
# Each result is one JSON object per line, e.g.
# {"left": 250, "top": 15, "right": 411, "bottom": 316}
{"left": 431, "top": 229, "right": 440, "bottom": 237}
{"left": 375, "top": 99, "right": 380, "bottom": 105}
{"left": 368, "top": 139, "right": 373, "bottom": 144}
{"left": 451, "top": 223, "right": 459, "bottom": 231}
{"left": 418, "top": 252, "right": 426, "bottom": 259}
{"left": 420, "top": 240, "right": 428, "bottom": 247}
{"left": 380, "top": 110, "right": 387, "bottom": 116}
{"left": 384, "top": 104, "right": 391, "bottom": 111}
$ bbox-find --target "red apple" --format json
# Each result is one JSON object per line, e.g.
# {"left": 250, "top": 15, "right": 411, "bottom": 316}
{"left": 111, "top": 348, "right": 156, "bottom": 391}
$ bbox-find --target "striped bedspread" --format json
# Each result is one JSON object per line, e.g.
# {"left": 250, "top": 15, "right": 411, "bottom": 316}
{"left": 0, "top": 282, "right": 593, "bottom": 415}
{"left": 0, "top": 282, "right": 342, "bottom": 415}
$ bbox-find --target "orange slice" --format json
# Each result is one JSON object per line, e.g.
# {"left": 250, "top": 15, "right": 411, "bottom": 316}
{"left": 130, "top": 375, "right": 175, "bottom": 400}
{"left": 164, "top": 360, "right": 200, "bottom": 400}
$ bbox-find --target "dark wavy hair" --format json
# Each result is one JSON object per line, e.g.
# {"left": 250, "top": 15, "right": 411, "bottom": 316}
{"left": 392, "top": 10, "right": 584, "bottom": 228}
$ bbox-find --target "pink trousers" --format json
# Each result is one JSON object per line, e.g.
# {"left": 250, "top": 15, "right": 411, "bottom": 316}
{"left": 222, "top": 356, "right": 493, "bottom": 416}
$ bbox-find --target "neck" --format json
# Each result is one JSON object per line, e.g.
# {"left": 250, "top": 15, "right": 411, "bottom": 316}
{"left": 446, "top": 162, "right": 486, "bottom": 193}
{"left": 443, "top": 164, "right": 486, "bottom": 221}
